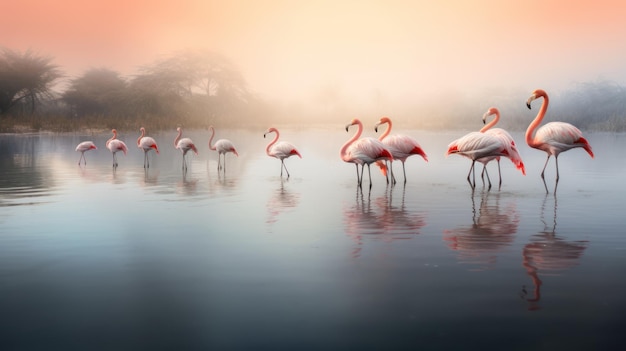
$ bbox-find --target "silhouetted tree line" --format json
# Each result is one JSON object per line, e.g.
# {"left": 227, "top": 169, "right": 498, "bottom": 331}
{"left": 1, "top": 47, "right": 625, "bottom": 132}
{"left": 0, "top": 48, "right": 271, "bottom": 132}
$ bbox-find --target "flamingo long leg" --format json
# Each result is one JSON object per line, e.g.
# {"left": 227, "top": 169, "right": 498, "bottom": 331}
{"left": 540, "top": 155, "right": 551, "bottom": 180}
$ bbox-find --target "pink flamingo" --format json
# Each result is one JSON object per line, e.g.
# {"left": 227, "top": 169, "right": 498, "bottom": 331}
{"left": 174, "top": 127, "right": 198, "bottom": 171}
{"left": 137, "top": 127, "right": 159, "bottom": 168}
{"left": 263, "top": 127, "right": 301, "bottom": 178}
{"left": 208, "top": 125, "right": 239, "bottom": 172}
{"left": 340, "top": 118, "right": 393, "bottom": 189}
{"left": 106, "top": 129, "right": 128, "bottom": 168}
{"left": 446, "top": 131, "right": 511, "bottom": 189}
{"left": 526, "top": 89, "right": 594, "bottom": 192}
{"left": 374, "top": 116, "right": 428, "bottom": 185}
{"left": 479, "top": 107, "right": 526, "bottom": 188}
{"left": 75, "top": 141, "right": 97, "bottom": 165}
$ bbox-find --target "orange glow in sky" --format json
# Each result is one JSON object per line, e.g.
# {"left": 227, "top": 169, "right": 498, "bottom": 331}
{"left": 3, "top": 0, "right": 626, "bottom": 101}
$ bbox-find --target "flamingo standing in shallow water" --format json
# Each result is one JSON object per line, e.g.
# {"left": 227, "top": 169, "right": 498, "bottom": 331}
{"left": 106, "top": 129, "right": 128, "bottom": 168}
{"left": 446, "top": 131, "right": 512, "bottom": 189}
{"left": 478, "top": 107, "right": 526, "bottom": 188}
{"left": 174, "top": 127, "right": 198, "bottom": 171}
{"left": 526, "top": 89, "right": 594, "bottom": 193}
{"left": 374, "top": 116, "right": 428, "bottom": 185}
{"left": 340, "top": 118, "right": 393, "bottom": 189}
{"left": 208, "top": 125, "right": 239, "bottom": 172}
{"left": 263, "top": 127, "right": 302, "bottom": 178}
{"left": 137, "top": 127, "right": 159, "bottom": 168}
{"left": 75, "top": 141, "right": 97, "bottom": 165}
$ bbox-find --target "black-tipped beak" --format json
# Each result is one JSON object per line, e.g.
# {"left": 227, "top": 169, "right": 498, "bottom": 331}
{"left": 263, "top": 133, "right": 267, "bottom": 138}
{"left": 345, "top": 125, "right": 350, "bottom": 132}
{"left": 374, "top": 126, "right": 379, "bottom": 132}
{"left": 526, "top": 102, "right": 532, "bottom": 109}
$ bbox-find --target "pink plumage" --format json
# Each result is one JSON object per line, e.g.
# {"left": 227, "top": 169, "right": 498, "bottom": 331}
{"left": 106, "top": 129, "right": 127, "bottom": 168}
{"left": 264, "top": 127, "right": 301, "bottom": 178}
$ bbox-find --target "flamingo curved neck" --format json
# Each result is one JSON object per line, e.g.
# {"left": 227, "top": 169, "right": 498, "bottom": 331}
{"left": 526, "top": 93, "right": 549, "bottom": 148}
{"left": 107, "top": 131, "right": 117, "bottom": 147}
{"left": 379, "top": 121, "right": 391, "bottom": 140}
{"left": 137, "top": 129, "right": 145, "bottom": 146}
{"left": 340, "top": 121, "right": 363, "bottom": 161}
{"left": 480, "top": 111, "right": 499, "bottom": 132}
{"left": 208, "top": 127, "right": 217, "bottom": 150}
{"left": 174, "top": 129, "right": 182, "bottom": 147}
{"left": 265, "top": 130, "right": 279, "bottom": 156}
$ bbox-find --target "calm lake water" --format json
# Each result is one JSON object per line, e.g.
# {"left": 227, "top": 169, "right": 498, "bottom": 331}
{"left": 1, "top": 127, "right": 625, "bottom": 350}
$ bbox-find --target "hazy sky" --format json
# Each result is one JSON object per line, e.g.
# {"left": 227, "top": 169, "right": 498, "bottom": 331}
{"left": 4, "top": 0, "right": 626, "bottom": 102}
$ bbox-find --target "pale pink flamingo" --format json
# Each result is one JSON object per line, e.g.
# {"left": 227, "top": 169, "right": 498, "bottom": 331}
{"left": 263, "top": 127, "right": 301, "bottom": 178}
{"left": 526, "top": 89, "right": 594, "bottom": 192}
{"left": 374, "top": 116, "right": 428, "bottom": 185}
{"left": 75, "top": 141, "right": 97, "bottom": 165}
{"left": 105, "top": 129, "right": 128, "bottom": 168}
{"left": 446, "top": 131, "right": 511, "bottom": 189}
{"left": 478, "top": 107, "right": 526, "bottom": 188}
{"left": 174, "top": 127, "right": 198, "bottom": 171}
{"left": 137, "top": 127, "right": 159, "bottom": 168}
{"left": 208, "top": 125, "right": 239, "bottom": 172}
{"left": 341, "top": 118, "right": 393, "bottom": 188}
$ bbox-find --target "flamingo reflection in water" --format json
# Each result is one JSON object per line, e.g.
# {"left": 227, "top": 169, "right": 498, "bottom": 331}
{"left": 343, "top": 187, "right": 426, "bottom": 259}
{"left": 266, "top": 180, "right": 300, "bottom": 226}
{"left": 443, "top": 190, "right": 519, "bottom": 270}
{"left": 521, "top": 193, "right": 588, "bottom": 311}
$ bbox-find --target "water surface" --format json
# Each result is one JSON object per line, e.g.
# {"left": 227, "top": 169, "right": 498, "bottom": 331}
{"left": 1, "top": 129, "right": 624, "bottom": 350}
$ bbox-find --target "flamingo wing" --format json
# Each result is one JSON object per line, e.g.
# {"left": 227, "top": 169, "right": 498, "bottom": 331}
{"left": 347, "top": 137, "right": 392, "bottom": 163}
{"left": 270, "top": 141, "right": 301, "bottom": 159}
{"left": 215, "top": 139, "right": 239, "bottom": 156}
{"left": 76, "top": 141, "right": 97, "bottom": 152}
{"left": 447, "top": 132, "right": 507, "bottom": 160}
{"left": 383, "top": 134, "right": 428, "bottom": 162}
{"left": 485, "top": 128, "right": 525, "bottom": 174}
{"left": 535, "top": 122, "right": 594, "bottom": 157}
{"left": 108, "top": 140, "right": 128, "bottom": 155}
{"left": 140, "top": 137, "right": 160, "bottom": 154}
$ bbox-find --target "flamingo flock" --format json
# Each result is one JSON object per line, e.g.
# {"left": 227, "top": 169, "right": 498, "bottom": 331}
{"left": 74, "top": 89, "right": 593, "bottom": 193}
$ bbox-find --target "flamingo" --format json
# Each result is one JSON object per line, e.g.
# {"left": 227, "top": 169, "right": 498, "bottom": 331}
{"left": 137, "top": 127, "right": 159, "bottom": 168}
{"left": 263, "top": 127, "right": 302, "bottom": 178}
{"left": 174, "top": 127, "right": 198, "bottom": 171}
{"left": 340, "top": 118, "right": 393, "bottom": 189}
{"left": 446, "top": 131, "right": 511, "bottom": 189}
{"left": 75, "top": 141, "right": 97, "bottom": 165}
{"left": 208, "top": 125, "right": 239, "bottom": 172}
{"left": 374, "top": 116, "right": 428, "bottom": 185}
{"left": 526, "top": 89, "right": 594, "bottom": 192}
{"left": 478, "top": 107, "right": 526, "bottom": 188}
{"left": 106, "top": 129, "right": 128, "bottom": 168}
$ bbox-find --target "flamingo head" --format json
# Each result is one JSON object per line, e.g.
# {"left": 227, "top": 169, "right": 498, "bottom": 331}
{"left": 140, "top": 127, "right": 145, "bottom": 133}
{"left": 527, "top": 89, "right": 546, "bottom": 109}
{"left": 263, "top": 127, "right": 277, "bottom": 138}
{"left": 177, "top": 127, "right": 182, "bottom": 132}
{"left": 345, "top": 118, "right": 360, "bottom": 132}
{"left": 374, "top": 116, "right": 391, "bottom": 132}
{"left": 482, "top": 107, "right": 498, "bottom": 124}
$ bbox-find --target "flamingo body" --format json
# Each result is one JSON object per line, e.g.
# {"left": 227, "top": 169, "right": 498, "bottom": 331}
{"left": 106, "top": 129, "right": 128, "bottom": 167}
{"left": 375, "top": 116, "right": 428, "bottom": 184}
{"left": 208, "top": 126, "right": 239, "bottom": 172}
{"left": 137, "top": 127, "right": 159, "bottom": 168}
{"left": 264, "top": 127, "right": 301, "bottom": 178}
{"left": 341, "top": 118, "right": 393, "bottom": 188}
{"left": 175, "top": 127, "right": 197, "bottom": 170}
{"left": 526, "top": 89, "right": 593, "bottom": 192}
{"left": 478, "top": 107, "right": 526, "bottom": 189}
{"left": 447, "top": 131, "right": 510, "bottom": 188}
{"left": 75, "top": 141, "right": 97, "bottom": 165}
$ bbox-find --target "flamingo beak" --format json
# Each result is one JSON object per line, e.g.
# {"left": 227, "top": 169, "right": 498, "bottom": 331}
{"left": 345, "top": 125, "right": 351, "bottom": 132}
{"left": 526, "top": 94, "right": 536, "bottom": 109}
{"left": 482, "top": 114, "right": 487, "bottom": 124}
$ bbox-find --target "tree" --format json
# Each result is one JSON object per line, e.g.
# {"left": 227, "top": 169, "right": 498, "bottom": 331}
{"left": 62, "top": 68, "right": 127, "bottom": 117}
{"left": 129, "top": 50, "right": 251, "bottom": 124}
{"left": 0, "top": 48, "right": 62, "bottom": 115}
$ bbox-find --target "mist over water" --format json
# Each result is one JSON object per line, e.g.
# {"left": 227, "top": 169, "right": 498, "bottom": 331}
{"left": 1, "top": 128, "right": 624, "bottom": 349}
